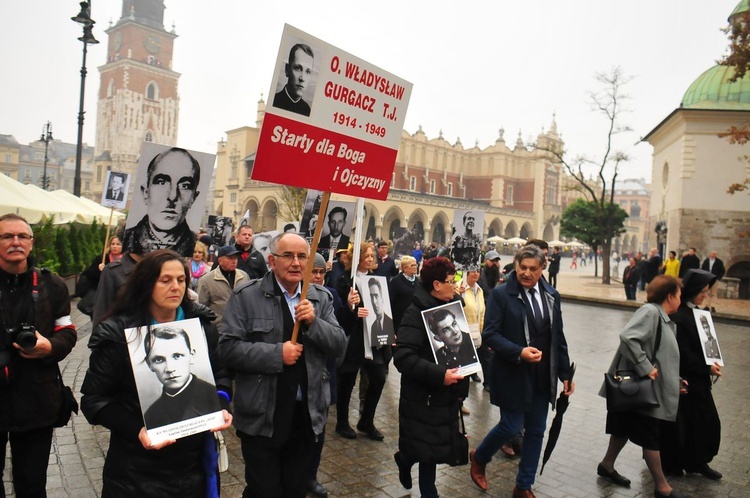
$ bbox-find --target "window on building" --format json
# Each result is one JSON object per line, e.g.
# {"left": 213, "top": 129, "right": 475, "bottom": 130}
{"left": 506, "top": 185, "right": 514, "bottom": 206}
{"left": 107, "top": 79, "right": 115, "bottom": 97}
{"left": 4, "top": 154, "right": 10, "bottom": 163}
{"left": 546, "top": 176, "right": 557, "bottom": 204}
{"left": 409, "top": 176, "right": 416, "bottom": 191}
{"left": 391, "top": 171, "right": 395, "bottom": 187}
{"left": 35, "top": 151, "right": 44, "bottom": 161}
{"left": 429, "top": 179, "right": 436, "bottom": 194}
{"left": 85, "top": 181, "right": 90, "bottom": 191}
{"left": 146, "top": 82, "right": 158, "bottom": 100}
{"left": 96, "top": 165, "right": 102, "bottom": 183}
{"left": 447, "top": 182, "right": 453, "bottom": 196}
{"left": 231, "top": 160, "right": 238, "bottom": 180}
{"left": 145, "top": 131, "right": 153, "bottom": 142}
{"left": 230, "top": 193, "right": 237, "bottom": 203}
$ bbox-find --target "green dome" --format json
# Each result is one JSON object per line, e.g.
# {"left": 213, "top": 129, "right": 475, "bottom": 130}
{"left": 681, "top": 65, "right": 750, "bottom": 110}
{"left": 730, "top": 0, "right": 749, "bottom": 18}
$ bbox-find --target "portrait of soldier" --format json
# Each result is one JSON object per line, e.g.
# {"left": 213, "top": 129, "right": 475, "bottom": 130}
{"left": 427, "top": 307, "right": 478, "bottom": 369}
{"left": 451, "top": 210, "right": 483, "bottom": 268}
{"left": 700, "top": 315, "right": 721, "bottom": 361}
{"left": 366, "top": 277, "right": 394, "bottom": 347}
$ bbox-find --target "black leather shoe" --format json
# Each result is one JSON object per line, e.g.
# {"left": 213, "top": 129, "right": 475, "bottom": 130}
{"left": 356, "top": 422, "right": 384, "bottom": 441}
{"left": 697, "top": 464, "right": 722, "bottom": 480}
{"left": 306, "top": 480, "right": 328, "bottom": 498}
{"left": 597, "top": 463, "right": 631, "bottom": 487}
{"left": 394, "top": 452, "right": 412, "bottom": 489}
{"left": 335, "top": 423, "right": 357, "bottom": 439}
{"left": 654, "top": 488, "right": 692, "bottom": 498}
{"left": 470, "top": 373, "right": 481, "bottom": 382}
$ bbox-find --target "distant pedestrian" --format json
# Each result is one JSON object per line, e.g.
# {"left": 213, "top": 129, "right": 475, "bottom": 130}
{"left": 700, "top": 251, "right": 725, "bottom": 312}
{"left": 679, "top": 248, "right": 700, "bottom": 278}
{"left": 644, "top": 248, "right": 662, "bottom": 286}
{"left": 622, "top": 257, "right": 640, "bottom": 301}
{"left": 548, "top": 246, "right": 561, "bottom": 288}
{"left": 662, "top": 251, "right": 680, "bottom": 278}
{"left": 570, "top": 251, "right": 578, "bottom": 270}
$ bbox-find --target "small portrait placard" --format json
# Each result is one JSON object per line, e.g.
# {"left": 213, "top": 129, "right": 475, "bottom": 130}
{"left": 359, "top": 275, "right": 395, "bottom": 347}
{"left": 421, "top": 301, "right": 480, "bottom": 377}
{"left": 692, "top": 309, "right": 724, "bottom": 366}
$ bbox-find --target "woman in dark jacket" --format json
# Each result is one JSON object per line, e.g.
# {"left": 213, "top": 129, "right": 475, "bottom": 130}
{"left": 80, "top": 250, "right": 232, "bottom": 498}
{"left": 661, "top": 269, "right": 723, "bottom": 480}
{"left": 77, "top": 235, "right": 123, "bottom": 317}
{"left": 393, "top": 257, "right": 469, "bottom": 498}
{"left": 389, "top": 255, "right": 418, "bottom": 332}
{"left": 623, "top": 257, "right": 641, "bottom": 301}
{"left": 334, "top": 242, "right": 391, "bottom": 441}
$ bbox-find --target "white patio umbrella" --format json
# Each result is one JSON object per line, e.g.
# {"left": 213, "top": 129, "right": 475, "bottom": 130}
{"left": 506, "top": 236, "right": 527, "bottom": 245}
{"left": 486, "top": 235, "right": 507, "bottom": 243}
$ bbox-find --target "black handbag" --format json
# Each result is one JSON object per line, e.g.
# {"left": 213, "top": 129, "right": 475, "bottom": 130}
{"left": 604, "top": 318, "right": 662, "bottom": 412}
{"left": 447, "top": 405, "right": 469, "bottom": 467}
{"left": 54, "top": 368, "right": 79, "bottom": 428}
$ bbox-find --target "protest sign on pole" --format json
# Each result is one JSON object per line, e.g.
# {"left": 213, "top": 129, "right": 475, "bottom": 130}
{"left": 252, "top": 24, "right": 412, "bottom": 200}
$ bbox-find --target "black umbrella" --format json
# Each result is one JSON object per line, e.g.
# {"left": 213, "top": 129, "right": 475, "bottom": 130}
{"left": 540, "top": 362, "right": 576, "bottom": 475}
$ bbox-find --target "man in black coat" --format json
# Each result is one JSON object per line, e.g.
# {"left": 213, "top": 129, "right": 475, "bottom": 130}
{"left": 0, "top": 214, "right": 77, "bottom": 497}
{"left": 373, "top": 240, "right": 398, "bottom": 279}
{"left": 679, "top": 248, "right": 701, "bottom": 278}
{"left": 547, "top": 246, "right": 561, "bottom": 288}
{"left": 701, "top": 251, "right": 725, "bottom": 312}
{"left": 230, "top": 225, "right": 267, "bottom": 280}
{"left": 645, "top": 248, "right": 662, "bottom": 286}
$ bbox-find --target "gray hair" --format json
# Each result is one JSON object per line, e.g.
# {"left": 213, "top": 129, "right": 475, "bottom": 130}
{"left": 514, "top": 244, "right": 546, "bottom": 266}
{"left": 269, "top": 232, "right": 310, "bottom": 255}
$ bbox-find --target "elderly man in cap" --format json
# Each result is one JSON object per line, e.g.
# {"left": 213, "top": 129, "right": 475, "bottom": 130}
{"left": 196, "top": 245, "right": 250, "bottom": 331}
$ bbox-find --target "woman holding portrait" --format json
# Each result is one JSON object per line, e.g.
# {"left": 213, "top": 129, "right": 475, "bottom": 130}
{"left": 597, "top": 275, "right": 691, "bottom": 498}
{"left": 81, "top": 250, "right": 233, "bottom": 497}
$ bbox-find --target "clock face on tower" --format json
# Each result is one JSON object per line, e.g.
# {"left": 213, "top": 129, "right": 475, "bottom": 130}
{"left": 113, "top": 32, "right": 123, "bottom": 51}
{"left": 145, "top": 35, "right": 161, "bottom": 54}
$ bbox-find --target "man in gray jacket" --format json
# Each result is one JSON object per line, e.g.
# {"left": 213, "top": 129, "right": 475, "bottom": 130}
{"left": 196, "top": 245, "right": 249, "bottom": 331}
{"left": 219, "top": 233, "right": 347, "bottom": 497}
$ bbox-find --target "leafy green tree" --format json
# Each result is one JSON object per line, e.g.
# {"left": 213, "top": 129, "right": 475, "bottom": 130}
{"left": 68, "top": 224, "right": 85, "bottom": 273}
{"left": 560, "top": 199, "right": 628, "bottom": 269}
{"left": 32, "top": 217, "right": 60, "bottom": 273}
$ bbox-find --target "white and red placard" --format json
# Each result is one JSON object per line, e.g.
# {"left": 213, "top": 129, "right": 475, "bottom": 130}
{"left": 253, "top": 24, "right": 412, "bottom": 200}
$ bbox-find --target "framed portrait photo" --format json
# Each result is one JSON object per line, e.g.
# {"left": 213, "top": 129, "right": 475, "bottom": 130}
{"left": 421, "top": 301, "right": 480, "bottom": 377}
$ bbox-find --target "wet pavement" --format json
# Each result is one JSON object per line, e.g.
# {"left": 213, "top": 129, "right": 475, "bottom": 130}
{"left": 4, "top": 268, "right": 749, "bottom": 497}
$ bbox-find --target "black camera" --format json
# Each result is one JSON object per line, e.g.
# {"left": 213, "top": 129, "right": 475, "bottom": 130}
{"left": 8, "top": 324, "right": 37, "bottom": 350}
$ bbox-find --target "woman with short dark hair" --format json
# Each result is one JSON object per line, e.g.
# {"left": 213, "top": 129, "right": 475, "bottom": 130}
{"left": 597, "top": 275, "right": 691, "bottom": 498}
{"left": 393, "top": 256, "right": 469, "bottom": 498}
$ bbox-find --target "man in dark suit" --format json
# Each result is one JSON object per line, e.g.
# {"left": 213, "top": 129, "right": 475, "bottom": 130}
{"left": 367, "top": 277, "right": 394, "bottom": 347}
{"left": 701, "top": 251, "right": 726, "bottom": 312}
{"left": 470, "top": 245, "right": 574, "bottom": 497}
{"left": 105, "top": 173, "right": 125, "bottom": 202}
{"left": 318, "top": 207, "right": 350, "bottom": 251}
{"left": 427, "top": 307, "right": 477, "bottom": 368}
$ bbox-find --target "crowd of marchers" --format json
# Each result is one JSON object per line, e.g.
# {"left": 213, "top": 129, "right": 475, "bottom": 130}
{"left": 0, "top": 210, "right": 725, "bottom": 498}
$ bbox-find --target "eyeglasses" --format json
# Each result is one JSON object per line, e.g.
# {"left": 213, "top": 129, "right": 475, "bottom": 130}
{"left": 272, "top": 252, "right": 309, "bottom": 262}
{"left": 0, "top": 233, "right": 33, "bottom": 242}
{"left": 311, "top": 269, "right": 326, "bottom": 275}
{"left": 442, "top": 279, "right": 456, "bottom": 284}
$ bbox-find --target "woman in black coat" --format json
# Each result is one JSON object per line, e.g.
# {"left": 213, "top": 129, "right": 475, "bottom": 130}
{"left": 334, "top": 243, "right": 391, "bottom": 441}
{"left": 389, "top": 255, "right": 418, "bottom": 332}
{"left": 76, "top": 235, "right": 124, "bottom": 317}
{"left": 393, "top": 257, "right": 469, "bottom": 498}
{"left": 81, "top": 250, "right": 233, "bottom": 498}
{"left": 661, "top": 268, "right": 723, "bottom": 480}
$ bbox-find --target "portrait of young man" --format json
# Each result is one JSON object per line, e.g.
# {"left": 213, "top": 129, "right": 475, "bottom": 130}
{"left": 318, "top": 203, "right": 354, "bottom": 251}
{"left": 423, "top": 304, "right": 478, "bottom": 370}
{"left": 272, "top": 42, "right": 316, "bottom": 117}
{"left": 122, "top": 143, "right": 214, "bottom": 257}
{"left": 362, "top": 276, "right": 395, "bottom": 347}
{"left": 101, "top": 171, "right": 130, "bottom": 209}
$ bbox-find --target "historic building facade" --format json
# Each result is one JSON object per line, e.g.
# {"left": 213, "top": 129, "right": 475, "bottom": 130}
{"left": 92, "top": 0, "right": 179, "bottom": 203}
{"left": 644, "top": 1, "right": 750, "bottom": 298}
{"left": 213, "top": 99, "right": 565, "bottom": 244}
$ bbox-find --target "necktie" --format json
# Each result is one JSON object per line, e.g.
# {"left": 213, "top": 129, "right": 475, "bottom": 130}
{"left": 529, "top": 288, "right": 544, "bottom": 329}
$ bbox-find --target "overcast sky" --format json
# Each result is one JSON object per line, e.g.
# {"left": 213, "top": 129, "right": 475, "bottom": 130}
{"left": 1, "top": 1, "right": 738, "bottom": 182}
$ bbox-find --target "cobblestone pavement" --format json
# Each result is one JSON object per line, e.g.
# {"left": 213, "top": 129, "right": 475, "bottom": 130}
{"left": 4, "top": 289, "right": 749, "bottom": 497}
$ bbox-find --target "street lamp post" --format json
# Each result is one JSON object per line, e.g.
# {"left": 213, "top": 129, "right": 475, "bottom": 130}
{"left": 40, "top": 121, "right": 53, "bottom": 190}
{"left": 71, "top": 1, "right": 99, "bottom": 197}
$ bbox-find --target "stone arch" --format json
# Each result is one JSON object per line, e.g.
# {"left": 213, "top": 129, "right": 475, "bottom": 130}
{"left": 504, "top": 220, "right": 518, "bottom": 238}
{"left": 383, "top": 205, "right": 405, "bottom": 241}
{"left": 542, "top": 222, "right": 555, "bottom": 242}
{"left": 242, "top": 198, "right": 260, "bottom": 229}
{"left": 409, "top": 208, "right": 428, "bottom": 242}
{"left": 146, "top": 81, "right": 159, "bottom": 100}
{"left": 364, "top": 202, "right": 380, "bottom": 240}
{"left": 259, "top": 199, "right": 278, "bottom": 232}
{"left": 726, "top": 256, "right": 750, "bottom": 300}
{"left": 519, "top": 222, "right": 533, "bottom": 239}
{"left": 215, "top": 201, "right": 223, "bottom": 216}
{"left": 488, "top": 218, "right": 503, "bottom": 238}
{"left": 430, "top": 211, "right": 450, "bottom": 244}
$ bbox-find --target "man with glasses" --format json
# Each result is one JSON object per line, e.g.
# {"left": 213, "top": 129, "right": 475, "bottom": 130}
{"left": 219, "top": 233, "right": 347, "bottom": 497}
{"left": 0, "top": 214, "right": 77, "bottom": 497}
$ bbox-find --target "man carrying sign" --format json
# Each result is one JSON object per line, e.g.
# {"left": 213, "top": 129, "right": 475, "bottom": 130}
{"left": 218, "top": 233, "right": 347, "bottom": 497}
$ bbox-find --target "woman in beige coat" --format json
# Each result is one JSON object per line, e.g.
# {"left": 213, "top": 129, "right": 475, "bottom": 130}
{"left": 458, "top": 269, "right": 485, "bottom": 385}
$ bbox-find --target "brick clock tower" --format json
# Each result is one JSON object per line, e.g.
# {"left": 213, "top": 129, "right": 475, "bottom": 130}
{"left": 93, "top": 0, "right": 180, "bottom": 202}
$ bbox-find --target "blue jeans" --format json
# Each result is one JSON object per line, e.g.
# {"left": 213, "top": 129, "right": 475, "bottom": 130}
{"left": 624, "top": 284, "right": 637, "bottom": 300}
{"left": 474, "top": 389, "right": 550, "bottom": 490}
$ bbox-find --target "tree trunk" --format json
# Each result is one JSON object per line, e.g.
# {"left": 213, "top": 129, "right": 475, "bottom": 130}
{"left": 601, "top": 241, "right": 611, "bottom": 285}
